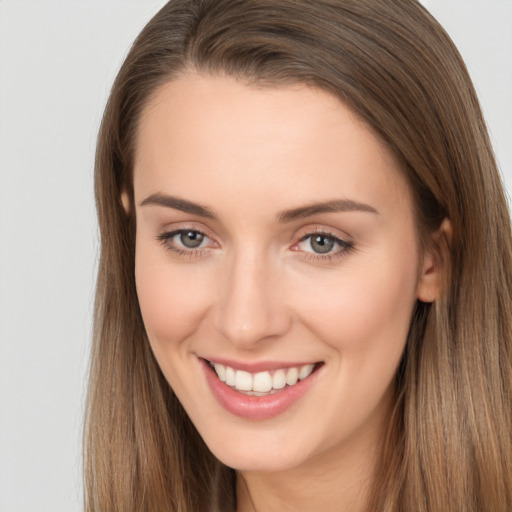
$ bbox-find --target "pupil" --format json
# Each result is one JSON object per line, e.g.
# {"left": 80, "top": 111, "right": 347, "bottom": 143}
{"left": 180, "top": 231, "right": 204, "bottom": 248}
{"left": 311, "top": 235, "right": 334, "bottom": 254}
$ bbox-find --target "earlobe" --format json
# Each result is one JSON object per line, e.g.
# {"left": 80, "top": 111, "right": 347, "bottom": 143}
{"left": 417, "top": 218, "right": 452, "bottom": 303}
{"left": 121, "top": 189, "right": 131, "bottom": 215}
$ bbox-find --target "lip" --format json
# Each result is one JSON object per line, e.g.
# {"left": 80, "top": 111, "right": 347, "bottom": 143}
{"left": 199, "top": 358, "right": 322, "bottom": 420}
{"left": 205, "top": 357, "right": 318, "bottom": 373}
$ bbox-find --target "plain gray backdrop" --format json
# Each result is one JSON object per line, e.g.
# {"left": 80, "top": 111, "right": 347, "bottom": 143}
{"left": 0, "top": 1, "right": 510, "bottom": 511}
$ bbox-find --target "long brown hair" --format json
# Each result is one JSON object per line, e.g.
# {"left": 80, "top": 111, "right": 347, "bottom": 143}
{"left": 84, "top": 1, "right": 512, "bottom": 510}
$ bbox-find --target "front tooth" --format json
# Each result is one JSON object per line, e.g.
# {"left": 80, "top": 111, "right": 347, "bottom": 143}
{"left": 214, "top": 363, "right": 226, "bottom": 382}
{"left": 299, "top": 364, "right": 315, "bottom": 380}
{"left": 286, "top": 367, "right": 299, "bottom": 386}
{"left": 225, "top": 366, "right": 236, "bottom": 386}
{"left": 272, "top": 369, "right": 286, "bottom": 390}
{"left": 253, "top": 371, "right": 272, "bottom": 392}
{"left": 235, "top": 370, "right": 253, "bottom": 391}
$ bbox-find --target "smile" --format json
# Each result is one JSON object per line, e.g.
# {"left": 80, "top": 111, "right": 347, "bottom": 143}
{"left": 201, "top": 358, "right": 323, "bottom": 420}
{"left": 209, "top": 361, "right": 316, "bottom": 395}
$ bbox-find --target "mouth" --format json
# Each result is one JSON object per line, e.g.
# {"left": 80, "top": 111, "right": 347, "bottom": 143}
{"left": 205, "top": 359, "right": 323, "bottom": 396}
{"left": 200, "top": 358, "right": 324, "bottom": 420}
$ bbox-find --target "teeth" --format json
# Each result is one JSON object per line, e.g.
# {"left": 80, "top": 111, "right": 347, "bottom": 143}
{"left": 214, "top": 363, "right": 226, "bottom": 382}
{"left": 286, "top": 367, "right": 299, "bottom": 386}
{"left": 235, "top": 370, "right": 253, "bottom": 391}
{"left": 253, "top": 371, "right": 273, "bottom": 393}
{"left": 299, "top": 364, "right": 315, "bottom": 380}
{"left": 225, "top": 366, "right": 236, "bottom": 386}
{"left": 210, "top": 361, "right": 317, "bottom": 393}
{"left": 272, "top": 369, "right": 286, "bottom": 390}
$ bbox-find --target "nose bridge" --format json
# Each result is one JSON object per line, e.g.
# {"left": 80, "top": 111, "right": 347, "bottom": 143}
{"left": 215, "top": 243, "right": 290, "bottom": 347}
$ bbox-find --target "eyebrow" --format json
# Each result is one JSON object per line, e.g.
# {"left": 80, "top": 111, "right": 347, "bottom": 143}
{"left": 140, "top": 193, "right": 216, "bottom": 218}
{"left": 278, "top": 199, "right": 379, "bottom": 222}
{"left": 140, "top": 193, "right": 378, "bottom": 221}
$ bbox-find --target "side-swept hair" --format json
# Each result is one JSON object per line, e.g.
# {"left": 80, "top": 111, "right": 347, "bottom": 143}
{"left": 85, "top": 1, "right": 512, "bottom": 510}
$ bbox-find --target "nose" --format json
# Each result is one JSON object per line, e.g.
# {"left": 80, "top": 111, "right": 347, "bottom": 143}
{"left": 214, "top": 250, "right": 292, "bottom": 348}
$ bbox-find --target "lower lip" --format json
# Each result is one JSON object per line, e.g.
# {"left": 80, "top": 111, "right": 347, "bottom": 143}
{"left": 200, "top": 359, "right": 320, "bottom": 420}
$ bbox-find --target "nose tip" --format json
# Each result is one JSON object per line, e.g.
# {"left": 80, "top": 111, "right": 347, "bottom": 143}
{"left": 214, "top": 260, "right": 291, "bottom": 348}
{"left": 222, "top": 316, "right": 273, "bottom": 348}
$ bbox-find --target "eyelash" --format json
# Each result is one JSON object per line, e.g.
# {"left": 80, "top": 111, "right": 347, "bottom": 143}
{"left": 156, "top": 229, "right": 213, "bottom": 258}
{"left": 156, "top": 228, "right": 355, "bottom": 262}
{"left": 295, "top": 230, "right": 355, "bottom": 263}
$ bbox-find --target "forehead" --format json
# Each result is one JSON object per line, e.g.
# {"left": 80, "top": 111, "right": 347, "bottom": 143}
{"left": 133, "top": 73, "right": 412, "bottom": 220}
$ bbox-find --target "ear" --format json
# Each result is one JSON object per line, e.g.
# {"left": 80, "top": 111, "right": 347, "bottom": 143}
{"left": 417, "top": 218, "right": 452, "bottom": 303}
{"left": 121, "top": 189, "right": 131, "bottom": 214}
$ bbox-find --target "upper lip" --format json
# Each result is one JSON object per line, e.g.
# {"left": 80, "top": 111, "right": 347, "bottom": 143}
{"left": 202, "top": 357, "right": 321, "bottom": 373}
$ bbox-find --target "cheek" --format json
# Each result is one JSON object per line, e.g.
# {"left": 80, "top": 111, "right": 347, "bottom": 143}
{"left": 293, "top": 248, "right": 419, "bottom": 355}
{"left": 134, "top": 241, "right": 212, "bottom": 348}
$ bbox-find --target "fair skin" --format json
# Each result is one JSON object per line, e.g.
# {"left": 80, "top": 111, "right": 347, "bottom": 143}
{"left": 130, "top": 73, "right": 443, "bottom": 512}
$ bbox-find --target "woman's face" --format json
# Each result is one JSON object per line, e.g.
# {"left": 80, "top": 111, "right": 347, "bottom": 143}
{"left": 132, "top": 74, "right": 437, "bottom": 473}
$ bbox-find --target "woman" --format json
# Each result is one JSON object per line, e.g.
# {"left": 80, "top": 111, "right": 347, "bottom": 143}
{"left": 84, "top": 1, "right": 512, "bottom": 510}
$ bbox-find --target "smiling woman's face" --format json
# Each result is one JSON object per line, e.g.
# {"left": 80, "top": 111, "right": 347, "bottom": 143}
{"left": 132, "top": 74, "right": 437, "bottom": 473}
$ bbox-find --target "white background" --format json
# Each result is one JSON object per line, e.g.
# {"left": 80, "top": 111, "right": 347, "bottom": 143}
{"left": 0, "top": 1, "right": 510, "bottom": 511}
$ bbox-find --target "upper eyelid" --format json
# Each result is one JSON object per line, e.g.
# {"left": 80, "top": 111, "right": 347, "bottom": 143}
{"left": 167, "top": 227, "right": 209, "bottom": 237}
{"left": 158, "top": 223, "right": 216, "bottom": 240}
{"left": 295, "top": 225, "right": 352, "bottom": 243}
{"left": 158, "top": 228, "right": 214, "bottom": 245}
{"left": 296, "top": 232, "right": 352, "bottom": 251}
{"left": 300, "top": 230, "right": 342, "bottom": 240}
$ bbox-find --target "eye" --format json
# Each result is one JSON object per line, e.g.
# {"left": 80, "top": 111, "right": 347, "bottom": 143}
{"left": 156, "top": 228, "right": 214, "bottom": 255}
{"left": 175, "top": 230, "right": 207, "bottom": 249}
{"left": 303, "top": 233, "right": 336, "bottom": 254}
{"left": 296, "top": 231, "right": 354, "bottom": 257}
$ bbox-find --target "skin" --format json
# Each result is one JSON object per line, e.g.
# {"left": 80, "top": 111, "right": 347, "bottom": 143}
{"left": 130, "top": 74, "right": 444, "bottom": 512}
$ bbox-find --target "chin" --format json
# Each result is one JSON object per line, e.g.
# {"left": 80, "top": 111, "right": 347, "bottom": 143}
{"left": 202, "top": 429, "right": 313, "bottom": 473}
